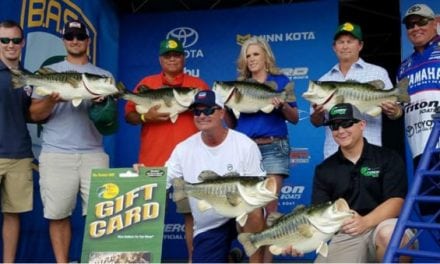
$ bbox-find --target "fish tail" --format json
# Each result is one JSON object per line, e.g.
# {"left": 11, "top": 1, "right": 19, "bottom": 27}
{"left": 396, "top": 78, "right": 410, "bottom": 103}
{"left": 237, "top": 233, "right": 258, "bottom": 257}
{"left": 284, "top": 81, "right": 296, "bottom": 103}
{"left": 172, "top": 178, "right": 187, "bottom": 202}
{"left": 9, "top": 69, "right": 27, "bottom": 89}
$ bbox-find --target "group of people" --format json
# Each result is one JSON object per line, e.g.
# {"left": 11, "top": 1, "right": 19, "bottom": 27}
{"left": 0, "top": 2, "right": 438, "bottom": 263}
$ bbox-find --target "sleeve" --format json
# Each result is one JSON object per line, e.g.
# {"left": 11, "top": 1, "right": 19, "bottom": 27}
{"left": 312, "top": 164, "right": 332, "bottom": 204}
{"left": 243, "top": 142, "right": 266, "bottom": 177}
{"left": 164, "top": 146, "right": 184, "bottom": 190}
{"left": 382, "top": 150, "right": 408, "bottom": 200}
{"left": 378, "top": 68, "right": 393, "bottom": 90}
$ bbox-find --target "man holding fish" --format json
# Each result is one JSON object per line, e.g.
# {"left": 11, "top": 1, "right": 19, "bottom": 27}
{"left": 124, "top": 37, "right": 209, "bottom": 262}
{"left": 166, "top": 90, "right": 270, "bottom": 263}
{"left": 29, "top": 20, "right": 112, "bottom": 262}
{"left": 308, "top": 22, "right": 403, "bottom": 158}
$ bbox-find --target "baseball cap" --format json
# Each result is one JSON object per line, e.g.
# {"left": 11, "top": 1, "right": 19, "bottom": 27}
{"left": 324, "top": 103, "right": 363, "bottom": 125}
{"left": 190, "top": 90, "right": 224, "bottom": 108}
{"left": 403, "top": 4, "right": 435, "bottom": 22}
{"left": 334, "top": 22, "right": 363, "bottom": 41}
{"left": 62, "top": 20, "right": 89, "bottom": 37}
{"left": 159, "top": 37, "right": 184, "bottom": 56}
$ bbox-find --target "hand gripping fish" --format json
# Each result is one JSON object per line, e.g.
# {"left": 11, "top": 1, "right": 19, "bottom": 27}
{"left": 238, "top": 198, "right": 354, "bottom": 257}
{"left": 212, "top": 80, "right": 296, "bottom": 119}
{"left": 10, "top": 68, "right": 121, "bottom": 107}
{"left": 121, "top": 85, "right": 199, "bottom": 123}
{"left": 302, "top": 78, "right": 410, "bottom": 116}
{"left": 172, "top": 170, "right": 278, "bottom": 226}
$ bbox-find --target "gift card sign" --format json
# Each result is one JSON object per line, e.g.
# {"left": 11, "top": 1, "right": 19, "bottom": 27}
{"left": 81, "top": 167, "right": 167, "bottom": 263}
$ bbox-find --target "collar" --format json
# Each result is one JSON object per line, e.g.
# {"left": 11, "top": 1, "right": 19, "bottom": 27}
{"left": 0, "top": 60, "right": 22, "bottom": 71}
{"left": 161, "top": 71, "right": 185, "bottom": 86}
{"left": 336, "top": 138, "right": 370, "bottom": 163}
{"left": 330, "top": 58, "right": 366, "bottom": 74}
{"left": 412, "top": 35, "right": 440, "bottom": 53}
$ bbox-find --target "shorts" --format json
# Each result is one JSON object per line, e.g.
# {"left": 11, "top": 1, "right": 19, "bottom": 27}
{"left": 39, "top": 152, "right": 109, "bottom": 219}
{"left": 0, "top": 158, "right": 33, "bottom": 213}
{"left": 257, "top": 138, "right": 290, "bottom": 177}
{"left": 315, "top": 218, "right": 417, "bottom": 263}
{"left": 192, "top": 219, "right": 237, "bottom": 263}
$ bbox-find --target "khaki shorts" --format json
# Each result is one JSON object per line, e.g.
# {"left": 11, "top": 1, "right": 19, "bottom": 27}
{"left": 0, "top": 158, "right": 33, "bottom": 213}
{"left": 39, "top": 152, "right": 109, "bottom": 219}
{"left": 315, "top": 218, "right": 417, "bottom": 263}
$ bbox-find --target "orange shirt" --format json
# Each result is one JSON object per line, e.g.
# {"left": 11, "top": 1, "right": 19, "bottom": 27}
{"left": 124, "top": 72, "right": 209, "bottom": 166}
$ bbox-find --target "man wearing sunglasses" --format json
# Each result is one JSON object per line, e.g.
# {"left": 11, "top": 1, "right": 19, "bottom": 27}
{"left": 166, "top": 90, "right": 266, "bottom": 263}
{"left": 0, "top": 20, "right": 33, "bottom": 263}
{"left": 282, "top": 103, "right": 413, "bottom": 262}
{"left": 398, "top": 3, "right": 440, "bottom": 218}
{"left": 29, "top": 20, "right": 112, "bottom": 262}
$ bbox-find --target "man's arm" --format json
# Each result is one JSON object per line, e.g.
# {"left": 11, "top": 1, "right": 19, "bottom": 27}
{"left": 29, "top": 93, "right": 62, "bottom": 122}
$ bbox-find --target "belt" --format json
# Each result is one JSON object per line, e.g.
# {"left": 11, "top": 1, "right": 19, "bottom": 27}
{"left": 253, "top": 136, "right": 286, "bottom": 145}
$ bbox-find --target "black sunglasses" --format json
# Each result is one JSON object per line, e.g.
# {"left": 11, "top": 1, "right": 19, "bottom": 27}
{"left": 0, "top": 37, "right": 23, "bottom": 44}
{"left": 329, "top": 120, "right": 359, "bottom": 131}
{"left": 405, "top": 17, "right": 432, "bottom": 30}
{"left": 193, "top": 107, "right": 220, "bottom": 116}
{"left": 63, "top": 33, "right": 88, "bottom": 41}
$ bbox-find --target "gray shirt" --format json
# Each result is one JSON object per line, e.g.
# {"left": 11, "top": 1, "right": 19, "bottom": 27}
{"left": 32, "top": 60, "right": 112, "bottom": 153}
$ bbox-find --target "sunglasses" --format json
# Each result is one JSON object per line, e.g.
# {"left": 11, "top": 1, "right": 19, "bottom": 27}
{"left": 329, "top": 120, "right": 359, "bottom": 131}
{"left": 193, "top": 107, "right": 220, "bottom": 116}
{"left": 405, "top": 17, "right": 432, "bottom": 30}
{"left": 63, "top": 33, "right": 88, "bottom": 41}
{"left": 0, "top": 37, "right": 23, "bottom": 44}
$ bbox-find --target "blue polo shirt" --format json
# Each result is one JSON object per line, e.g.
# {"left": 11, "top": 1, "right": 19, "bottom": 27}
{"left": 0, "top": 61, "right": 33, "bottom": 159}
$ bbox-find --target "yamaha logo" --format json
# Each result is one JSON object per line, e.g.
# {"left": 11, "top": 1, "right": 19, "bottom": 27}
{"left": 166, "top": 27, "right": 199, "bottom": 48}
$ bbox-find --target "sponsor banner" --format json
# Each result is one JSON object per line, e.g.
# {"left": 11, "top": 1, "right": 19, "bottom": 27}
{"left": 118, "top": 1, "right": 338, "bottom": 261}
{"left": 81, "top": 167, "right": 166, "bottom": 263}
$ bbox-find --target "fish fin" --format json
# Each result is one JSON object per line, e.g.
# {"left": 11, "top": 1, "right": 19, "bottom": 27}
{"left": 367, "top": 80, "right": 385, "bottom": 90}
{"left": 9, "top": 69, "right": 26, "bottom": 88}
{"left": 198, "top": 170, "right": 221, "bottom": 181}
{"left": 169, "top": 113, "right": 179, "bottom": 123}
{"left": 35, "top": 87, "right": 51, "bottom": 96}
{"left": 137, "top": 85, "right": 151, "bottom": 94}
{"left": 284, "top": 81, "right": 297, "bottom": 102}
{"left": 316, "top": 241, "right": 329, "bottom": 257}
{"left": 269, "top": 245, "right": 283, "bottom": 255}
{"left": 197, "top": 200, "right": 212, "bottom": 212}
{"left": 298, "top": 224, "right": 314, "bottom": 238}
{"left": 261, "top": 104, "right": 275, "bottom": 113}
{"left": 236, "top": 213, "right": 248, "bottom": 227}
{"left": 226, "top": 192, "right": 242, "bottom": 206}
{"left": 172, "top": 178, "right": 187, "bottom": 202}
{"left": 365, "top": 106, "right": 382, "bottom": 117}
{"left": 173, "top": 88, "right": 195, "bottom": 107}
{"left": 72, "top": 98, "right": 83, "bottom": 107}
{"left": 223, "top": 172, "right": 240, "bottom": 177}
{"left": 265, "top": 81, "right": 278, "bottom": 90}
{"left": 36, "top": 67, "right": 56, "bottom": 74}
{"left": 135, "top": 105, "right": 149, "bottom": 114}
{"left": 396, "top": 78, "right": 410, "bottom": 103}
{"left": 232, "top": 108, "right": 241, "bottom": 119}
{"left": 116, "top": 82, "right": 127, "bottom": 94}
{"left": 237, "top": 233, "right": 258, "bottom": 257}
{"left": 292, "top": 204, "right": 306, "bottom": 213}
{"left": 266, "top": 212, "right": 283, "bottom": 227}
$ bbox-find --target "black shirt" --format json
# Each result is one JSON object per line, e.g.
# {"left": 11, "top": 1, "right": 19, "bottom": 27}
{"left": 312, "top": 139, "right": 407, "bottom": 216}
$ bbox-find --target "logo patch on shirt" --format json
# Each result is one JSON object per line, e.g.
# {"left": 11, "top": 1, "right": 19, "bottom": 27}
{"left": 360, "top": 166, "right": 380, "bottom": 178}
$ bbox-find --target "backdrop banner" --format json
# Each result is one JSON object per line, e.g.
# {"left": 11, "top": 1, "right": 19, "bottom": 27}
{"left": 118, "top": 1, "right": 338, "bottom": 261}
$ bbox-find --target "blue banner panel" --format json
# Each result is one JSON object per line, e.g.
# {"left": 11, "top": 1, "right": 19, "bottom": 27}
{"left": 0, "top": 0, "right": 119, "bottom": 262}
{"left": 118, "top": 1, "right": 338, "bottom": 261}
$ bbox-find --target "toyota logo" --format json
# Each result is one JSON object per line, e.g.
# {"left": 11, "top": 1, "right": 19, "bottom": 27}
{"left": 166, "top": 27, "right": 199, "bottom": 48}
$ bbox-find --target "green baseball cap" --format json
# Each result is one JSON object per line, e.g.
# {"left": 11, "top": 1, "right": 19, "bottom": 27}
{"left": 159, "top": 37, "right": 184, "bottom": 56}
{"left": 334, "top": 22, "right": 363, "bottom": 41}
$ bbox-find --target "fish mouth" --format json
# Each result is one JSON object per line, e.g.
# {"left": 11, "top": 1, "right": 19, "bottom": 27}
{"left": 82, "top": 78, "right": 102, "bottom": 97}
{"left": 318, "top": 90, "right": 336, "bottom": 106}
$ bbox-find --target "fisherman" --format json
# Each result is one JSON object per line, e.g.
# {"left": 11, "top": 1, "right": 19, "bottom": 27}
{"left": 124, "top": 37, "right": 209, "bottom": 261}
{"left": 29, "top": 20, "right": 112, "bottom": 262}
{"left": 165, "top": 90, "right": 267, "bottom": 263}
{"left": 0, "top": 20, "right": 34, "bottom": 263}
{"left": 398, "top": 3, "right": 440, "bottom": 218}
{"left": 310, "top": 22, "right": 402, "bottom": 159}
{"left": 285, "top": 103, "right": 415, "bottom": 262}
